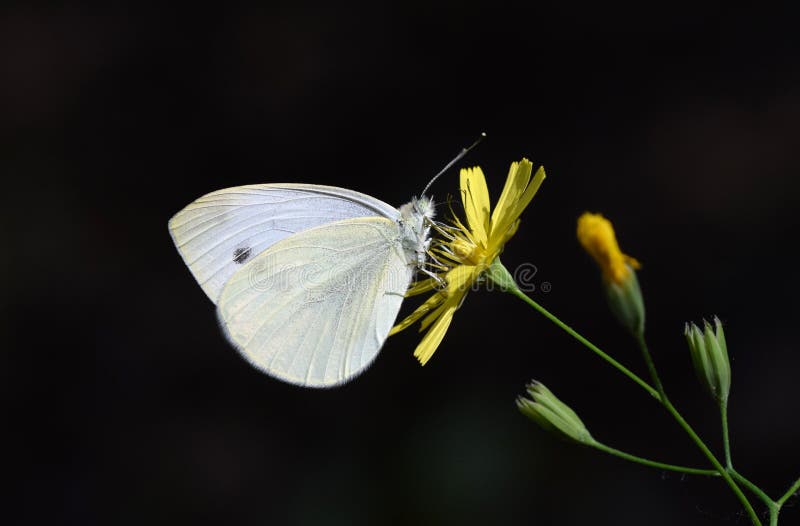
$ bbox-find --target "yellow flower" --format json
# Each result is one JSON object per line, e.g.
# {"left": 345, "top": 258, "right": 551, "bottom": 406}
{"left": 391, "top": 159, "right": 546, "bottom": 365}
{"left": 577, "top": 212, "right": 645, "bottom": 337}
{"left": 576, "top": 212, "right": 640, "bottom": 285}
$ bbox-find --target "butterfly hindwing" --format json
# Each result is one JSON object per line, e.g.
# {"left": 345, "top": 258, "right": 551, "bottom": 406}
{"left": 216, "top": 217, "right": 413, "bottom": 387}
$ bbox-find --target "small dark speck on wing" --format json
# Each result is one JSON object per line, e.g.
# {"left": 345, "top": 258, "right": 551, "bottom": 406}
{"left": 233, "top": 247, "right": 252, "bottom": 264}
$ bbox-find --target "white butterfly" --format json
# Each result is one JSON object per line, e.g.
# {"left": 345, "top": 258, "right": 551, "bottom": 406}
{"left": 169, "top": 136, "right": 483, "bottom": 387}
{"left": 169, "top": 183, "right": 435, "bottom": 387}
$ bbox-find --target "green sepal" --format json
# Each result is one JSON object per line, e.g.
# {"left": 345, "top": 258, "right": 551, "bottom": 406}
{"left": 685, "top": 317, "right": 731, "bottom": 404}
{"left": 604, "top": 264, "right": 645, "bottom": 338}
{"left": 517, "top": 381, "right": 594, "bottom": 445}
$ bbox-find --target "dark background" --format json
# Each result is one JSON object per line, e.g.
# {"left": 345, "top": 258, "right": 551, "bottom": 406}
{"left": 4, "top": 4, "right": 799, "bottom": 525}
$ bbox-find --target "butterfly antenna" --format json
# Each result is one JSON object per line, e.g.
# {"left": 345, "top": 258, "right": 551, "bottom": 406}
{"left": 420, "top": 132, "right": 486, "bottom": 197}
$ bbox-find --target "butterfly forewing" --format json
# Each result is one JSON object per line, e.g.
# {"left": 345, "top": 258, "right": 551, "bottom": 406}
{"left": 168, "top": 184, "right": 399, "bottom": 303}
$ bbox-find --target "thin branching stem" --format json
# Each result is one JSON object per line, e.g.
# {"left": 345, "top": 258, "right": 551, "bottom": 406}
{"left": 507, "top": 284, "right": 763, "bottom": 526}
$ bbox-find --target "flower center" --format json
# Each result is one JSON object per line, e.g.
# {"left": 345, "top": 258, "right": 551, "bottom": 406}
{"left": 452, "top": 237, "right": 487, "bottom": 267}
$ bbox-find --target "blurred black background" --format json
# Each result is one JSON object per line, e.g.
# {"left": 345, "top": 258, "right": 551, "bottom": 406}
{"left": 4, "top": 3, "right": 800, "bottom": 525}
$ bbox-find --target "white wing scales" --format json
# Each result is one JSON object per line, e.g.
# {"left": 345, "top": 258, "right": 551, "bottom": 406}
{"left": 168, "top": 184, "right": 400, "bottom": 303}
{"left": 217, "top": 217, "right": 413, "bottom": 387}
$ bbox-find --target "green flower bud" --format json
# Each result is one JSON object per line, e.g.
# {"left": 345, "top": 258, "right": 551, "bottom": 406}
{"left": 684, "top": 316, "right": 731, "bottom": 404}
{"left": 516, "top": 381, "right": 594, "bottom": 445}
{"left": 604, "top": 264, "right": 646, "bottom": 338}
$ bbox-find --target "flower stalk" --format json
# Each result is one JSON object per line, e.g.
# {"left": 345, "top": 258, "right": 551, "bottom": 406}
{"left": 393, "top": 157, "right": 796, "bottom": 525}
{"left": 492, "top": 260, "right": 763, "bottom": 526}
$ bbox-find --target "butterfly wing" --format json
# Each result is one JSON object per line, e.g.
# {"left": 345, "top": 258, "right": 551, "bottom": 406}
{"left": 216, "top": 217, "right": 413, "bottom": 387}
{"left": 168, "top": 184, "right": 399, "bottom": 303}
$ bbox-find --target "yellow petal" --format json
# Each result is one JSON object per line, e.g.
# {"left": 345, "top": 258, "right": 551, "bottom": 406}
{"left": 443, "top": 263, "right": 478, "bottom": 295}
{"left": 460, "top": 167, "right": 490, "bottom": 246}
{"left": 405, "top": 278, "right": 439, "bottom": 297}
{"left": 509, "top": 167, "right": 545, "bottom": 234}
{"left": 414, "top": 303, "right": 457, "bottom": 365}
{"left": 491, "top": 161, "right": 546, "bottom": 239}
{"left": 509, "top": 165, "right": 546, "bottom": 224}
{"left": 393, "top": 264, "right": 474, "bottom": 335}
{"left": 625, "top": 255, "right": 641, "bottom": 270}
{"left": 490, "top": 218, "right": 520, "bottom": 255}
{"left": 389, "top": 291, "right": 445, "bottom": 335}
{"left": 576, "top": 212, "right": 639, "bottom": 284}
{"left": 419, "top": 298, "right": 453, "bottom": 331}
{"left": 417, "top": 264, "right": 474, "bottom": 331}
{"left": 491, "top": 160, "right": 529, "bottom": 229}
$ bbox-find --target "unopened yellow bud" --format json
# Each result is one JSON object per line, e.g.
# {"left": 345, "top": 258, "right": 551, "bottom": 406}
{"left": 577, "top": 212, "right": 645, "bottom": 337}
{"left": 577, "top": 212, "right": 640, "bottom": 285}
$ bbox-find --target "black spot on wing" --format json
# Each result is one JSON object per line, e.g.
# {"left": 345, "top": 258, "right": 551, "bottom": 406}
{"left": 233, "top": 246, "right": 252, "bottom": 264}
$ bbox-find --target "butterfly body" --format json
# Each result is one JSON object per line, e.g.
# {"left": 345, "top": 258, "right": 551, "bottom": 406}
{"left": 398, "top": 196, "right": 435, "bottom": 270}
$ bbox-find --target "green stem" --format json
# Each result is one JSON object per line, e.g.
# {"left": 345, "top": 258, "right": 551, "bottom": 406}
{"left": 591, "top": 441, "right": 719, "bottom": 476}
{"left": 648, "top": 392, "right": 762, "bottom": 525}
{"left": 768, "top": 477, "right": 800, "bottom": 526}
{"left": 501, "top": 279, "right": 763, "bottom": 525}
{"left": 730, "top": 469, "right": 776, "bottom": 509}
{"left": 506, "top": 286, "right": 659, "bottom": 400}
{"left": 776, "top": 477, "right": 800, "bottom": 507}
{"left": 634, "top": 336, "right": 761, "bottom": 524}
{"left": 720, "top": 401, "right": 733, "bottom": 469}
{"left": 636, "top": 334, "right": 666, "bottom": 400}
